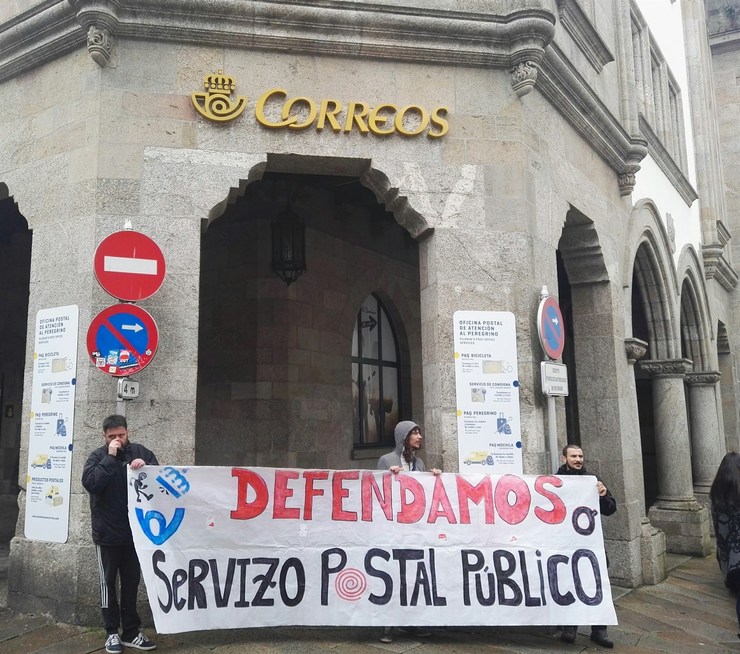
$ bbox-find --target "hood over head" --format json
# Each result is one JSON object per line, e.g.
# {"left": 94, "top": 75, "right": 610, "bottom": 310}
{"left": 393, "top": 420, "right": 419, "bottom": 453}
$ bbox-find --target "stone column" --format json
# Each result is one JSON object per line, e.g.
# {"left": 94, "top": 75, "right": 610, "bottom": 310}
{"left": 625, "top": 339, "right": 667, "bottom": 584}
{"left": 639, "top": 359, "right": 711, "bottom": 556}
{"left": 684, "top": 371, "right": 723, "bottom": 500}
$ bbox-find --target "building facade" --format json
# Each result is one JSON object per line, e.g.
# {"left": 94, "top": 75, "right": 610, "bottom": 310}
{"left": 0, "top": 0, "right": 735, "bottom": 624}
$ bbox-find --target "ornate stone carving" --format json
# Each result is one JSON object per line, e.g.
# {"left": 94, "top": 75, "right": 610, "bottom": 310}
{"left": 618, "top": 170, "right": 637, "bottom": 196}
{"left": 638, "top": 358, "right": 693, "bottom": 377}
{"left": 666, "top": 213, "right": 675, "bottom": 254}
{"left": 684, "top": 371, "right": 721, "bottom": 386}
{"left": 624, "top": 337, "right": 648, "bottom": 364}
{"left": 87, "top": 25, "right": 113, "bottom": 67}
{"left": 510, "top": 60, "right": 538, "bottom": 97}
{"left": 703, "top": 242, "right": 739, "bottom": 291}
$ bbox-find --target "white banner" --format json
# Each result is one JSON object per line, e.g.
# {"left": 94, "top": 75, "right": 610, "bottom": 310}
{"left": 129, "top": 467, "right": 616, "bottom": 633}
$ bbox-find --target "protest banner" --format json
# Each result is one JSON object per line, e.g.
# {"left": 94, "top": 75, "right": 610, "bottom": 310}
{"left": 128, "top": 467, "right": 617, "bottom": 633}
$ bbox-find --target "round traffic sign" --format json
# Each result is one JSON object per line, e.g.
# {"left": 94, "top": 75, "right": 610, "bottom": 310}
{"left": 87, "top": 304, "right": 159, "bottom": 377}
{"left": 537, "top": 296, "right": 565, "bottom": 360}
{"left": 94, "top": 230, "right": 166, "bottom": 302}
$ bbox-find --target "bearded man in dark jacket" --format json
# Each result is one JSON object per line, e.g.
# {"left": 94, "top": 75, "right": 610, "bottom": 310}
{"left": 557, "top": 444, "right": 617, "bottom": 649}
{"left": 82, "top": 415, "right": 158, "bottom": 653}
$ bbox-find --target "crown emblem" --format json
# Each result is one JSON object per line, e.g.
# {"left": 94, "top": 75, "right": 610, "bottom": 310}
{"left": 204, "top": 70, "right": 236, "bottom": 93}
{"left": 192, "top": 69, "right": 247, "bottom": 123}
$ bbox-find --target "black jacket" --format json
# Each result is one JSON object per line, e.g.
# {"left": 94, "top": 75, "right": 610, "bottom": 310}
{"left": 82, "top": 442, "right": 158, "bottom": 545}
{"left": 557, "top": 463, "right": 617, "bottom": 516}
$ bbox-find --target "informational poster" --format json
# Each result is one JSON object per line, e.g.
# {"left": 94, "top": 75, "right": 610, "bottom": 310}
{"left": 454, "top": 311, "right": 522, "bottom": 473}
{"left": 24, "top": 305, "right": 79, "bottom": 543}
{"left": 130, "top": 466, "right": 616, "bottom": 633}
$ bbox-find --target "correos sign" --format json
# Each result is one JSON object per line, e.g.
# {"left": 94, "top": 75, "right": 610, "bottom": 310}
{"left": 192, "top": 70, "right": 449, "bottom": 139}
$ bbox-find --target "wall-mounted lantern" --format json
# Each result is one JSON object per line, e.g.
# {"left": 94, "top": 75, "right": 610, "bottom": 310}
{"left": 271, "top": 205, "right": 307, "bottom": 286}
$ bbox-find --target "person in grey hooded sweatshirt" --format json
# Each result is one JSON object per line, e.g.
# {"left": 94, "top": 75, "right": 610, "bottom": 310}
{"left": 376, "top": 420, "right": 440, "bottom": 642}
{"left": 377, "top": 420, "right": 440, "bottom": 475}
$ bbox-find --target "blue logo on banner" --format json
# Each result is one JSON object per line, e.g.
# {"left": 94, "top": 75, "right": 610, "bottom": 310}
{"left": 135, "top": 507, "right": 186, "bottom": 545}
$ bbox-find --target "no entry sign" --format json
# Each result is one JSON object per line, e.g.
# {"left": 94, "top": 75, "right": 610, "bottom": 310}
{"left": 94, "top": 230, "right": 166, "bottom": 301}
{"left": 87, "top": 304, "right": 159, "bottom": 376}
{"left": 537, "top": 296, "right": 565, "bottom": 360}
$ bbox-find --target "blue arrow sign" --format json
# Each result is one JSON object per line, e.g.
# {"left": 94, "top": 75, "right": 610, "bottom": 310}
{"left": 87, "top": 304, "right": 159, "bottom": 377}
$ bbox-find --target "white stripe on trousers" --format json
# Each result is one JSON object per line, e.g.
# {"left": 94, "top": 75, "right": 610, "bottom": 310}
{"left": 95, "top": 544, "right": 109, "bottom": 609}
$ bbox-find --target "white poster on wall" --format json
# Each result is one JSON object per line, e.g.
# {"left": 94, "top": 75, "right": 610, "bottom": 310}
{"left": 24, "top": 305, "right": 79, "bottom": 543}
{"left": 454, "top": 311, "right": 522, "bottom": 473}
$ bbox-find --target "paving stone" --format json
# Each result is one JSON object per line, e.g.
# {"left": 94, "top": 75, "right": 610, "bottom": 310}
{"left": 1, "top": 552, "right": 739, "bottom": 653}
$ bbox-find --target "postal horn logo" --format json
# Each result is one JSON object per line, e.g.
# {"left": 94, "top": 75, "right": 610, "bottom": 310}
{"left": 192, "top": 69, "right": 247, "bottom": 123}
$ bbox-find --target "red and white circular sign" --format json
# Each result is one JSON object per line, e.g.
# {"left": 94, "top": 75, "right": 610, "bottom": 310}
{"left": 94, "top": 230, "right": 166, "bottom": 302}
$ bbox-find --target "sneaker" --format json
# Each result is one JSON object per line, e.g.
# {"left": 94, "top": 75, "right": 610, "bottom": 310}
{"left": 399, "top": 626, "right": 431, "bottom": 638}
{"left": 379, "top": 627, "right": 394, "bottom": 643}
{"left": 121, "top": 632, "right": 157, "bottom": 650}
{"left": 105, "top": 634, "right": 123, "bottom": 654}
{"left": 560, "top": 626, "right": 577, "bottom": 644}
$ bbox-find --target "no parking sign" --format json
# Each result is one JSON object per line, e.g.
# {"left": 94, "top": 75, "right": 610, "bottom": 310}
{"left": 86, "top": 304, "right": 159, "bottom": 376}
{"left": 537, "top": 295, "right": 565, "bottom": 360}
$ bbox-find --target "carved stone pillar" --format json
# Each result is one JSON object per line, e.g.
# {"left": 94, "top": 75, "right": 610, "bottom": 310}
{"left": 638, "top": 359, "right": 711, "bottom": 556}
{"left": 626, "top": 340, "right": 666, "bottom": 584}
{"left": 684, "top": 371, "right": 722, "bottom": 498}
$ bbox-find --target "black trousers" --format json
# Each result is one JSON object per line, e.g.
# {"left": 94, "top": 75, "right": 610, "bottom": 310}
{"left": 96, "top": 542, "right": 141, "bottom": 640}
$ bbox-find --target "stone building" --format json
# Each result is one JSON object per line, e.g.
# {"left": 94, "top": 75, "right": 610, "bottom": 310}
{"left": 0, "top": 0, "right": 735, "bottom": 624}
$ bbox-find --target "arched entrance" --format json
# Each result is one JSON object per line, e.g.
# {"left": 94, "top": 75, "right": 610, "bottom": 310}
{"left": 557, "top": 206, "right": 648, "bottom": 587}
{"left": 627, "top": 202, "right": 711, "bottom": 556}
{"left": 0, "top": 188, "right": 32, "bottom": 563}
{"left": 678, "top": 250, "right": 723, "bottom": 505}
{"left": 194, "top": 166, "right": 423, "bottom": 470}
{"left": 717, "top": 321, "right": 739, "bottom": 453}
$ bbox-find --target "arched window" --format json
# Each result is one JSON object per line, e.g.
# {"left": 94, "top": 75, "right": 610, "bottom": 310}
{"left": 352, "top": 294, "right": 400, "bottom": 446}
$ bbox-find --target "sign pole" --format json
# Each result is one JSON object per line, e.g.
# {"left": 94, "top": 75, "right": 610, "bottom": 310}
{"left": 537, "top": 285, "right": 567, "bottom": 474}
{"left": 541, "top": 286, "right": 559, "bottom": 473}
{"left": 547, "top": 393, "right": 558, "bottom": 474}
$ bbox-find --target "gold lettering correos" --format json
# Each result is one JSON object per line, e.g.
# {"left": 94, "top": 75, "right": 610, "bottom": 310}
{"left": 192, "top": 71, "right": 449, "bottom": 138}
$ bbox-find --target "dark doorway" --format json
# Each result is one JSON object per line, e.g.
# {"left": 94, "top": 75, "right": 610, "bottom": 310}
{"left": 0, "top": 193, "right": 31, "bottom": 557}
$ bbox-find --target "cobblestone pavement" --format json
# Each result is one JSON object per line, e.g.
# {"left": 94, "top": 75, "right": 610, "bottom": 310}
{"left": 2, "top": 549, "right": 740, "bottom": 653}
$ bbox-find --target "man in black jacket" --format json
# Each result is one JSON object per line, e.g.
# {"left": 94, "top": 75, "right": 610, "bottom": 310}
{"left": 82, "top": 415, "right": 158, "bottom": 653}
{"left": 557, "top": 444, "right": 617, "bottom": 649}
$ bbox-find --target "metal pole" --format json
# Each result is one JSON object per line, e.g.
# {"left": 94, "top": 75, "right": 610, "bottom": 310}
{"left": 547, "top": 394, "right": 558, "bottom": 473}
{"left": 539, "top": 284, "right": 559, "bottom": 473}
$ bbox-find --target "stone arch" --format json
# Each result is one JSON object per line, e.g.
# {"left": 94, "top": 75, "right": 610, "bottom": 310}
{"left": 200, "top": 153, "right": 436, "bottom": 240}
{"left": 187, "top": 151, "right": 435, "bottom": 470}
{"left": 556, "top": 206, "right": 610, "bottom": 451}
{"left": 676, "top": 245, "right": 713, "bottom": 371}
{"left": 624, "top": 199, "right": 680, "bottom": 360}
{"left": 625, "top": 201, "right": 711, "bottom": 557}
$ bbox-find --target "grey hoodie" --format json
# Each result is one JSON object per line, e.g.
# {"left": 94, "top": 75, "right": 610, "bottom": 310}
{"left": 376, "top": 420, "right": 426, "bottom": 471}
